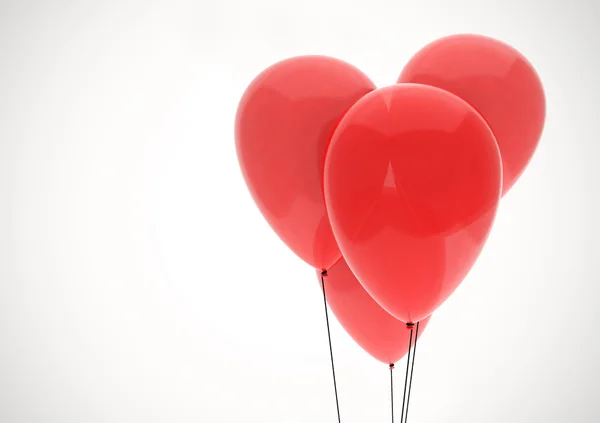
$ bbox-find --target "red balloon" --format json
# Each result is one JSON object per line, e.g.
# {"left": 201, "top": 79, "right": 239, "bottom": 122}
{"left": 398, "top": 34, "right": 546, "bottom": 195}
{"left": 324, "top": 83, "right": 502, "bottom": 323}
{"left": 235, "top": 56, "right": 375, "bottom": 269}
{"left": 319, "top": 258, "right": 431, "bottom": 365}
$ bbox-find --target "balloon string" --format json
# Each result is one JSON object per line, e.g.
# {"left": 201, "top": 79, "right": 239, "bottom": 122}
{"left": 400, "top": 326, "right": 414, "bottom": 422}
{"left": 404, "top": 321, "right": 420, "bottom": 423}
{"left": 321, "top": 271, "right": 341, "bottom": 423}
{"left": 390, "top": 363, "right": 395, "bottom": 423}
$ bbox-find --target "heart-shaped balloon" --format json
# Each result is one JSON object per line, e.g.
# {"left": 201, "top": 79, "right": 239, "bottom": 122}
{"left": 398, "top": 34, "right": 545, "bottom": 195}
{"left": 324, "top": 83, "right": 502, "bottom": 323}
{"left": 235, "top": 56, "right": 375, "bottom": 270}
{"left": 319, "top": 257, "right": 431, "bottom": 365}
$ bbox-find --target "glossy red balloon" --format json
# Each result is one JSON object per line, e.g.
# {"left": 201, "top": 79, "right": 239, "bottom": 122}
{"left": 398, "top": 34, "right": 546, "bottom": 195}
{"left": 324, "top": 84, "right": 502, "bottom": 323}
{"left": 235, "top": 56, "right": 375, "bottom": 269}
{"left": 319, "top": 258, "right": 431, "bottom": 365}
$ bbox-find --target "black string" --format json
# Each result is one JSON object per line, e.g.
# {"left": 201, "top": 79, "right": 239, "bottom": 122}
{"left": 390, "top": 364, "right": 395, "bottom": 423}
{"left": 404, "top": 321, "right": 420, "bottom": 423}
{"left": 399, "top": 325, "right": 414, "bottom": 423}
{"left": 321, "top": 271, "right": 341, "bottom": 423}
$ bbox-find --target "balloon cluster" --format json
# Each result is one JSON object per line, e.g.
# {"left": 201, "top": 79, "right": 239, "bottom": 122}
{"left": 235, "top": 34, "right": 545, "bottom": 366}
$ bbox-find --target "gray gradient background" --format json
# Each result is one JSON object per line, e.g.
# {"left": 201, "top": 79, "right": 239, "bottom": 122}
{"left": 1, "top": 1, "right": 599, "bottom": 422}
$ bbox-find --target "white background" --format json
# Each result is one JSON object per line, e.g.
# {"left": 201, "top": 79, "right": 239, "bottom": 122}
{"left": 1, "top": 1, "right": 599, "bottom": 422}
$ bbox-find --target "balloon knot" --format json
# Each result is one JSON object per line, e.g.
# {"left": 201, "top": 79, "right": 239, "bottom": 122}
{"left": 406, "top": 322, "right": 415, "bottom": 329}
{"left": 389, "top": 363, "right": 395, "bottom": 370}
{"left": 321, "top": 270, "right": 328, "bottom": 276}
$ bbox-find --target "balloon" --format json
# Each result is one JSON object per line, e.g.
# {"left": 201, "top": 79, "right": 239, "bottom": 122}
{"left": 319, "top": 258, "right": 431, "bottom": 365}
{"left": 324, "top": 83, "right": 502, "bottom": 323}
{"left": 398, "top": 34, "right": 545, "bottom": 195}
{"left": 235, "top": 56, "right": 375, "bottom": 270}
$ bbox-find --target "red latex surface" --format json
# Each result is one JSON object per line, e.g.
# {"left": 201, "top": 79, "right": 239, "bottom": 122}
{"left": 324, "top": 83, "right": 502, "bottom": 323}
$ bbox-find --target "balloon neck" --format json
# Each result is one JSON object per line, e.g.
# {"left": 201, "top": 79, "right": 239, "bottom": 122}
{"left": 406, "top": 322, "right": 415, "bottom": 329}
{"left": 321, "top": 269, "right": 328, "bottom": 277}
{"left": 389, "top": 363, "right": 395, "bottom": 370}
